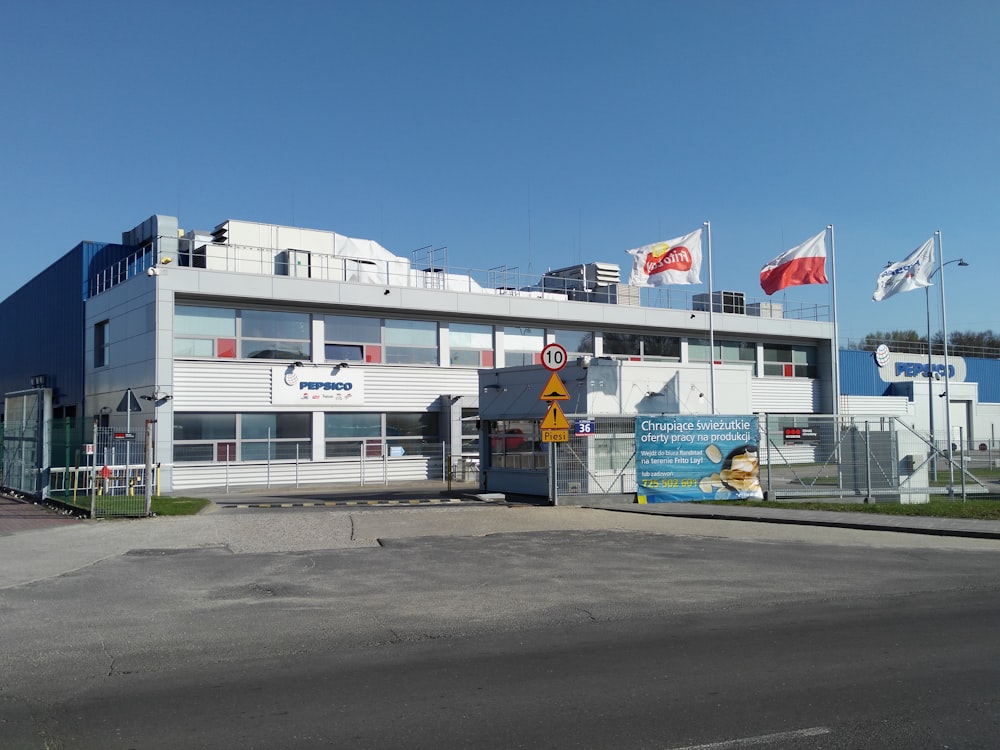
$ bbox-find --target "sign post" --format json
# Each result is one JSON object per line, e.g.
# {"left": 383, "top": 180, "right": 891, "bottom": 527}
{"left": 116, "top": 389, "right": 142, "bottom": 498}
{"left": 539, "top": 344, "right": 569, "bottom": 505}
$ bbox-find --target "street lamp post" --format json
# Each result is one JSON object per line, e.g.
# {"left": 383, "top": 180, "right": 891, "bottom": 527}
{"left": 925, "top": 257, "right": 968, "bottom": 481}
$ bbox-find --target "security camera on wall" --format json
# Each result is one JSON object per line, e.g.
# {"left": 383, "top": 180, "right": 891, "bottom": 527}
{"left": 147, "top": 266, "right": 159, "bottom": 277}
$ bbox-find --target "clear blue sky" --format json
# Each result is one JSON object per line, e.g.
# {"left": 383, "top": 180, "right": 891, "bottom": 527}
{"left": 2, "top": 1, "right": 997, "bottom": 345}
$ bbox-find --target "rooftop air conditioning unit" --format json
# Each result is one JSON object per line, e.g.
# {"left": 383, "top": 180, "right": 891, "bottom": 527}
{"left": 747, "top": 302, "right": 783, "bottom": 318}
{"left": 543, "top": 262, "right": 621, "bottom": 294}
{"left": 693, "top": 291, "right": 745, "bottom": 315}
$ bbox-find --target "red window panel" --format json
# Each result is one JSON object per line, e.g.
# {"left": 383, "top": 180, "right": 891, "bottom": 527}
{"left": 482, "top": 350, "right": 494, "bottom": 367}
{"left": 217, "top": 442, "right": 236, "bottom": 462}
{"left": 365, "top": 345, "right": 382, "bottom": 363}
{"left": 217, "top": 338, "right": 237, "bottom": 358}
{"left": 783, "top": 363, "right": 794, "bottom": 377}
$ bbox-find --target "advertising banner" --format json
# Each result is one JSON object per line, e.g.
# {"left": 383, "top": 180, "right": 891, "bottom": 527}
{"left": 635, "top": 415, "right": 762, "bottom": 503}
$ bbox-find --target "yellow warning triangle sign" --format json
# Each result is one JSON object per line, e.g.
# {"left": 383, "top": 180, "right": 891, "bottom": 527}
{"left": 540, "top": 401, "right": 570, "bottom": 430}
{"left": 540, "top": 372, "right": 570, "bottom": 401}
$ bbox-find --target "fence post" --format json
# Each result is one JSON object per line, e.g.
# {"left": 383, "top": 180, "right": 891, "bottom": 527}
{"left": 763, "top": 414, "right": 771, "bottom": 501}
{"left": 550, "top": 442, "right": 558, "bottom": 506}
{"left": 864, "top": 420, "right": 872, "bottom": 503}
{"left": 144, "top": 420, "right": 153, "bottom": 516}
{"left": 959, "top": 426, "right": 966, "bottom": 501}
{"left": 383, "top": 443, "right": 388, "bottom": 485}
{"left": 90, "top": 419, "right": 98, "bottom": 518}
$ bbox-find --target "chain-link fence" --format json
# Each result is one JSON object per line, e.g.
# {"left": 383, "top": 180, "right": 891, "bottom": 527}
{"left": 547, "top": 413, "right": 995, "bottom": 503}
{"left": 15, "top": 411, "right": 998, "bottom": 511}
{"left": 762, "top": 414, "right": 992, "bottom": 502}
{"left": 45, "top": 419, "right": 153, "bottom": 518}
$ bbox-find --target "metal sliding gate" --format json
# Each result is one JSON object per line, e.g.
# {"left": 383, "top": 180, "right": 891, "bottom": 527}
{"left": 555, "top": 416, "right": 637, "bottom": 501}
{"left": 762, "top": 413, "right": 988, "bottom": 502}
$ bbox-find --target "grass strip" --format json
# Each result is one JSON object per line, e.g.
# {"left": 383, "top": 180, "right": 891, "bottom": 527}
{"left": 698, "top": 499, "right": 1000, "bottom": 521}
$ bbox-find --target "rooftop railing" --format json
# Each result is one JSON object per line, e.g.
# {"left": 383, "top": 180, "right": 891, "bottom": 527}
{"left": 845, "top": 337, "right": 1000, "bottom": 361}
{"left": 90, "top": 236, "right": 833, "bottom": 323}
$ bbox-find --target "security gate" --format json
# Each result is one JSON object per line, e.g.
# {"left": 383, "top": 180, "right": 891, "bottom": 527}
{"left": 89, "top": 423, "right": 151, "bottom": 517}
{"left": 556, "top": 416, "right": 637, "bottom": 501}
{"left": 1, "top": 389, "right": 51, "bottom": 497}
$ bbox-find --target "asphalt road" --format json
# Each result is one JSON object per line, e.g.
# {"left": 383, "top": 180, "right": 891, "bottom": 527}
{"left": 2, "top": 515, "right": 999, "bottom": 748}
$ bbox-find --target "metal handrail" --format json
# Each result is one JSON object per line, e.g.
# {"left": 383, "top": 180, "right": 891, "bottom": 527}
{"left": 89, "top": 235, "right": 833, "bottom": 322}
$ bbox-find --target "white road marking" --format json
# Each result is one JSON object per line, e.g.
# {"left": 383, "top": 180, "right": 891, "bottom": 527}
{"left": 667, "top": 726, "right": 831, "bottom": 750}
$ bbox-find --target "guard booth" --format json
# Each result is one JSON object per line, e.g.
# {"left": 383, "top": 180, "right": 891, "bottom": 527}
{"left": 477, "top": 356, "right": 751, "bottom": 502}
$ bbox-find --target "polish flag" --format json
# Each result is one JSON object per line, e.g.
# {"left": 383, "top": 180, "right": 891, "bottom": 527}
{"left": 759, "top": 231, "right": 828, "bottom": 296}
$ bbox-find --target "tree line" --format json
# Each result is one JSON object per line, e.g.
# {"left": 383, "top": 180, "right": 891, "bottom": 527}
{"left": 851, "top": 330, "right": 1000, "bottom": 358}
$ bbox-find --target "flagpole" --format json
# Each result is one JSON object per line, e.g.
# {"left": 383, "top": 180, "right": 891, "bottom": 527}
{"left": 936, "top": 229, "right": 955, "bottom": 497}
{"left": 828, "top": 225, "right": 840, "bottom": 421}
{"left": 705, "top": 220, "right": 716, "bottom": 414}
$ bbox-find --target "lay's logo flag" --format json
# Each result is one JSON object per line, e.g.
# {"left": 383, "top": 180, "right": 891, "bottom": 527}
{"left": 627, "top": 229, "right": 702, "bottom": 286}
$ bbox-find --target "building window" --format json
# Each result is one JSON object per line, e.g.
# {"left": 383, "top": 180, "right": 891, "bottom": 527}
{"left": 174, "top": 305, "right": 237, "bottom": 358}
{"left": 689, "top": 338, "right": 756, "bottom": 366}
{"left": 240, "top": 412, "right": 311, "bottom": 459}
{"left": 324, "top": 314, "right": 382, "bottom": 363}
{"left": 173, "top": 412, "right": 309, "bottom": 462}
{"left": 173, "top": 412, "right": 237, "bottom": 462}
{"left": 449, "top": 323, "right": 494, "bottom": 367}
{"left": 503, "top": 327, "right": 544, "bottom": 367}
{"left": 174, "top": 305, "right": 309, "bottom": 360}
{"left": 552, "top": 329, "right": 593, "bottom": 358}
{"left": 240, "top": 310, "right": 311, "bottom": 360}
{"left": 763, "top": 344, "right": 817, "bottom": 378}
{"left": 488, "top": 419, "right": 546, "bottom": 469}
{"left": 603, "top": 332, "right": 680, "bottom": 361}
{"left": 461, "top": 408, "right": 480, "bottom": 455}
{"left": 324, "top": 412, "right": 381, "bottom": 457}
{"left": 386, "top": 412, "right": 439, "bottom": 457}
{"left": 384, "top": 319, "right": 438, "bottom": 365}
{"left": 94, "top": 320, "right": 109, "bottom": 368}
{"left": 324, "top": 412, "right": 440, "bottom": 458}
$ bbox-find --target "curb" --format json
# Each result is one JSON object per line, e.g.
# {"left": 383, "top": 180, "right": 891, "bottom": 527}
{"left": 218, "top": 496, "right": 503, "bottom": 509}
{"left": 594, "top": 506, "right": 1000, "bottom": 541}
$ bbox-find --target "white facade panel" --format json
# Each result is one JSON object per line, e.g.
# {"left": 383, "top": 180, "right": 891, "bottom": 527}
{"left": 171, "top": 456, "right": 444, "bottom": 491}
{"left": 173, "top": 362, "right": 273, "bottom": 409}
{"left": 751, "top": 378, "right": 822, "bottom": 413}
{"left": 172, "top": 361, "right": 480, "bottom": 412}
{"left": 842, "top": 395, "right": 912, "bottom": 416}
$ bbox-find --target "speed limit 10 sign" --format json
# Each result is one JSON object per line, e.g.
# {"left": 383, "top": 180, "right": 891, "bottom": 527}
{"left": 540, "top": 343, "right": 568, "bottom": 371}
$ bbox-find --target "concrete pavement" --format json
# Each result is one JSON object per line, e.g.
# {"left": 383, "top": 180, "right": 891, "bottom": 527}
{"left": 3, "top": 485, "right": 1000, "bottom": 592}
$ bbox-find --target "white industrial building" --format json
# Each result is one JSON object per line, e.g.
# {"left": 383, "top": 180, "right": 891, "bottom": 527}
{"left": 1, "top": 213, "right": 852, "bottom": 498}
